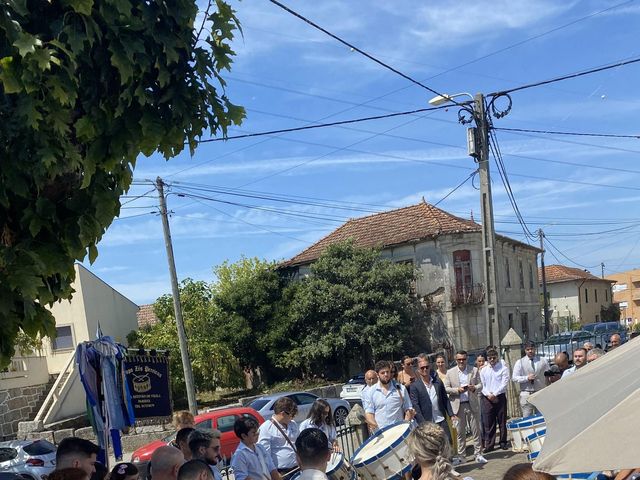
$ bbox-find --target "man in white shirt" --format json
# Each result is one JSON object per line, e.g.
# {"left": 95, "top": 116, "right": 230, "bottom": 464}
{"left": 512, "top": 341, "right": 549, "bottom": 417}
{"left": 295, "top": 428, "right": 332, "bottom": 480}
{"left": 258, "top": 397, "right": 300, "bottom": 476}
{"left": 365, "top": 360, "right": 414, "bottom": 431}
{"left": 561, "top": 348, "right": 588, "bottom": 379}
{"left": 479, "top": 349, "right": 510, "bottom": 452}
{"left": 232, "top": 416, "right": 280, "bottom": 480}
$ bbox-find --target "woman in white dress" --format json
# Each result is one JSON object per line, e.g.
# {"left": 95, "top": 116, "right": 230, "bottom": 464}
{"left": 299, "top": 399, "right": 340, "bottom": 452}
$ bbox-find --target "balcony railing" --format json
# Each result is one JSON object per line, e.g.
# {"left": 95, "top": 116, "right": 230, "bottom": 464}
{"left": 451, "top": 283, "right": 485, "bottom": 308}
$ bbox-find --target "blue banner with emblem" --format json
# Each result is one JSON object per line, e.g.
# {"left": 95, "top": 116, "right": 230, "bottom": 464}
{"left": 124, "top": 353, "right": 172, "bottom": 420}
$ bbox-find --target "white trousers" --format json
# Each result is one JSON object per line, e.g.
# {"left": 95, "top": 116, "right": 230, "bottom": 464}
{"left": 519, "top": 391, "right": 539, "bottom": 418}
{"left": 456, "top": 401, "right": 482, "bottom": 456}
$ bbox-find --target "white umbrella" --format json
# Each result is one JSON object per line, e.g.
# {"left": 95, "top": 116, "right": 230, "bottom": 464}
{"left": 529, "top": 335, "right": 640, "bottom": 475}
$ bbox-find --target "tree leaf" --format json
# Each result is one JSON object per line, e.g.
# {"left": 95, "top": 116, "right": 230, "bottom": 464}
{"left": 13, "top": 32, "right": 42, "bottom": 57}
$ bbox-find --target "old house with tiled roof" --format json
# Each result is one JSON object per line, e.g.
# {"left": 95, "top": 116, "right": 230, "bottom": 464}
{"left": 539, "top": 264, "right": 615, "bottom": 330}
{"left": 137, "top": 304, "right": 160, "bottom": 328}
{"left": 283, "top": 201, "right": 542, "bottom": 350}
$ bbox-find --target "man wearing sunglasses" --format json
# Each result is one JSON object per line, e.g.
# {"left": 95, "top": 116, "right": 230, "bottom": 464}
{"left": 258, "top": 396, "right": 300, "bottom": 478}
{"left": 188, "top": 430, "right": 223, "bottom": 480}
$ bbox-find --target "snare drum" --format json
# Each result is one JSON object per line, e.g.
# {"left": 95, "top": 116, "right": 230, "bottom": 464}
{"left": 350, "top": 421, "right": 414, "bottom": 480}
{"left": 507, "top": 415, "right": 545, "bottom": 452}
{"left": 326, "top": 452, "right": 355, "bottom": 480}
{"left": 525, "top": 428, "right": 546, "bottom": 457}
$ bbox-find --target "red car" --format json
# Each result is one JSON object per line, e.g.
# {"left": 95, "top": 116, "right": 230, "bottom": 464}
{"left": 131, "top": 407, "right": 264, "bottom": 464}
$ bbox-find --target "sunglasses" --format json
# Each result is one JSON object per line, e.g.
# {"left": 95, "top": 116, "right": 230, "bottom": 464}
{"left": 418, "top": 365, "right": 430, "bottom": 370}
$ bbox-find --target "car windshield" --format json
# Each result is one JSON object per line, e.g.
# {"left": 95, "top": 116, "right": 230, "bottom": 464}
{"left": 347, "top": 375, "right": 365, "bottom": 384}
{"left": 249, "top": 399, "right": 270, "bottom": 411}
{"left": 23, "top": 440, "right": 56, "bottom": 455}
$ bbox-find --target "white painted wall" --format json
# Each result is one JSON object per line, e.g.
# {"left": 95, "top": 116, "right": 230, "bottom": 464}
{"left": 547, "top": 278, "right": 613, "bottom": 328}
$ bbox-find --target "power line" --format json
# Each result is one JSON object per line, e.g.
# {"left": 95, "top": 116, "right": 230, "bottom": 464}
{"left": 544, "top": 236, "right": 600, "bottom": 270}
{"left": 194, "top": 105, "right": 452, "bottom": 144}
{"left": 266, "top": 0, "right": 459, "bottom": 103}
{"left": 495, "top": 127, "right": 640, "bottom": 140}
{"left": 491, "top": 55, "right": 640, "bottom": 96}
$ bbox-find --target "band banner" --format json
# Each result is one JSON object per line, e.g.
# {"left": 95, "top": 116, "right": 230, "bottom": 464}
{"left": 124, "top": 353, "right": 172, "bottom": 419}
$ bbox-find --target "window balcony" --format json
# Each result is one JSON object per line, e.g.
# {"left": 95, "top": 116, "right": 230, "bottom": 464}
{"left": 451, "top": 283, "right": 485, "bottom": 308}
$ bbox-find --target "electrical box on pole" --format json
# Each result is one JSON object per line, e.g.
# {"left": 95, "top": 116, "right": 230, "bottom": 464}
{"left": 467, "top": 127, "right": 479, "bottom": 158}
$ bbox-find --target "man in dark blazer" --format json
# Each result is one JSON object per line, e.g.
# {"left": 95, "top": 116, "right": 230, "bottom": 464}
{"left": 409, "top": 353, "right": 456, "bottom": 445}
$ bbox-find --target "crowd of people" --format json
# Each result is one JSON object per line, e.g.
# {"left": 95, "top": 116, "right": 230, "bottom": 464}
{"left": 44, "top": 335, "right": 626, "bottom": 480}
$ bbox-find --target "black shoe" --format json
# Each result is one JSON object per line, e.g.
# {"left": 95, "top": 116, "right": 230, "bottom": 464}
{"left": 484, "top": 446, "right": 495, "bottom": 453}
{"left": 500, "top": 443, "right": 509, "bottom": 450}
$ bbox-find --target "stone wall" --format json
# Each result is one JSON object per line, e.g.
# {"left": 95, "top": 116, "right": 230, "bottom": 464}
{"left": 0, "top": 376, "right": 55, "bottom": 440}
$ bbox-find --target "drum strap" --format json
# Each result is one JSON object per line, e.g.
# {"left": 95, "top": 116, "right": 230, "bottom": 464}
{"left": 271, "top": 418, "right": 297, "bottom": 452}
{"left": 394, "top": 382, "right": 406, "bottom": 416}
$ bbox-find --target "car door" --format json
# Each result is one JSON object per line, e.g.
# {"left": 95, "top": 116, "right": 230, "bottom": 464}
{"left": 214, "top": 414, "right": 239, "bottom": 463}
{"left": 291, "top": 393, "right": 317, "bottom": 422}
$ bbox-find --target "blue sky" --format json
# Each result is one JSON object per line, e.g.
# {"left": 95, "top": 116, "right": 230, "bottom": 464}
{"left": 84, "top": 0, "right": 640, "bottom": 305}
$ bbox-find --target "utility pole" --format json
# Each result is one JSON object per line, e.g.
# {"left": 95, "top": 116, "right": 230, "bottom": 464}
{"left": 156, "top": 177, "right": 198, "bottom": 415}
{"left": 539, "top": 229, "right": 550, "bottom": 338}
{"left": 472, "top": 93, "right": 501, "bottom": 348}
{"left": 601, "top": 262, "right": 605, "bottom": 279}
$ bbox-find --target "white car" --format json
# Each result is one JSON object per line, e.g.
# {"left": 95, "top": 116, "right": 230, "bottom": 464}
{"left": 249, "top": 391, "right": 351, "bottom": 425}
{"left": 0, "top": 440, "right": 57, "bottom": 480}
{"left": 339, "top": 374, "right": 367, "bottom": 404}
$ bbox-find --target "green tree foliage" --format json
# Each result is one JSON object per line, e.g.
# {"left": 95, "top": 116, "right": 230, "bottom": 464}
{"left": 212, "top": 257, "right": 286, "bottom": 377}
{"left": 283, "top": 241, "right": 416, "bottom": 376}
{"left": 0, "top": 0, "right": 244, "bottom": 367}
{"left": 137, "top": 279, "right": 242, "bottom": 397}
{"left": 600, "top": 303, "right": 621, "bottom": 322}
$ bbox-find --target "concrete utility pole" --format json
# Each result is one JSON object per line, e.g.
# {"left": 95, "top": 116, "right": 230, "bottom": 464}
{"left": 601, "top": 262, "right": 605, "bottom": 279}
{"left": 539, "top": 229, "right": 550, "bottom": 338}
{"left": 156, "top": 177, "right": 198, "bottom": 415}
{"left": 472, "top": 94, "right": 501, "bottom": 348}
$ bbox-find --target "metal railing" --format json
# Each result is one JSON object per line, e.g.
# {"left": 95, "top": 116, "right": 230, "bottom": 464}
{"left": 450, "top": 284, "right": 485, "bottom": 308}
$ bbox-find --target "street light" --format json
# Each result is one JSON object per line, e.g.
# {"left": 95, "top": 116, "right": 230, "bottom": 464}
{"left": 428, "top": 92, "right": 473, "bottom": 106}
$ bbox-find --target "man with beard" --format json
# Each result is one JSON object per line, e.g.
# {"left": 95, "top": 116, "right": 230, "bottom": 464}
{"left": 188, "top": 430, "right": 223, "bottom": 480}
{"left": 562, "top": 348, "right": 588, "bottom": 378}
{"left": 512, "top": 341, "right": 549, "bottom": 417}
{"left": 365, "top": 360, "right": 414, "bottom": 431}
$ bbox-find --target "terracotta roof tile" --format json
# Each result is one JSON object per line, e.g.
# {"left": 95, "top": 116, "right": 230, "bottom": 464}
{"left": 538, "top": 264, "right": 615, "bottom": 284}
{"left": 282, "top": 201, "right": 536, "bottom": 267}
{"left": 137, "top": 304, "right": 159, "bottom": 328}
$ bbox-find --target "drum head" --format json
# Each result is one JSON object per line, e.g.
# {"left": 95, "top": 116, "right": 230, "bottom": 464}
{"left": 351, "top": 422, "right": 411, "bottom": 465}
{"left": 326, "top": 452, "right": 344, "bottom": 474}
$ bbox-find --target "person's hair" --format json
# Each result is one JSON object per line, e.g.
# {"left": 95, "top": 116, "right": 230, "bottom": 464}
{"left": 173, "top": 411, "right": 195, "bottom": 429}
{"left": 150, "top": 446, "right": 185, "bottom": 478}
{"left": 554, "top": 351, "right": 569, "bottom": 363}
{"left": 295, "top": 428, "right": 330, "bottom": 466}
{"left": 587, "top": 348, "right": 605, "bottom": 358}
{"left": 401, "top": 355, "right": 412, "bottom": 365}
{"left": 486, "top": 349, "right": 499, "bottom": 358}
{"left": 595, "top": 343, "right": 602, "bottom": 349}
{"left": 176, "top": 427, "right": 195, "bottom": 445}
{"left": 417, "top": 353, "right": 429, "bottom": 362}
{"left": 177, "top": 460, "right": 213, "bottom": 480}
{"left": 108, "top": 463, "right": 138, "bottom": 480}
{"left": 307, "top": 399, "right": 334, "bottom": 427}
{"left": 56, "top": 437, "right": 100, "bottom": 466}
{"left": 435, "top": 354, "right": 446, "bottom": 361}
{"left": 91, "top": 462, "right": 108, "bottom": 480}
{"left": 374, "top": 360, "right": 391, "bottom": 373}
{"left": 502, "top": 463, "right": 556, "bottom": 480}
{"left": 407, "top": 422, "right": 455, "bottom": 480}
{"left": 476, "top": 354, "right": 486, "bottom": 360}
{"left": 273, "top": 396, "right": 298, "bottom": 416}
{"left": 234, "top": 416, "right": 260, "bottom": 439}
{"left": 456, "top": 350, "right": 467, "bottom": 356}
{"left": 188, "top": 429, "right": 221, "bottom": 455}
{"left": 49, "top": 468, "right": 90, "bottom": 480}
{"left": 524, "top": 341, "right": 536, "bottom": 349}
{"left": 574, "top": 347, "right": 587, "bottom": 356}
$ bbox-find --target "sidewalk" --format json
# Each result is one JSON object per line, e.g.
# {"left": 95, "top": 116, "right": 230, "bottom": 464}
{"left": 456, "top": 449, "right": 529, "bottom": 480}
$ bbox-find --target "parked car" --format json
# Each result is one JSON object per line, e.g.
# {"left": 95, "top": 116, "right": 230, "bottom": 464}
{"left": 0, "top": 440, "right": 56, "bottom": 480}
{"left": 539, "top": 330, "right": 597, "bottom": 363}
{"left": 339, "top": 374, "right": 367, "bottom": 404}
{"left": 582, "top": 322, "right": 627, "bottom": 347}
{"left": 130, "top": 406, "right": 264, "bottom": 464}
{"left": 249, "top": 391, "right": 351, "bottom": 426}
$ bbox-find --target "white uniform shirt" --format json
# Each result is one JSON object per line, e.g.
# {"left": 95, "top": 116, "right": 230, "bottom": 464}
{"left": 365, "top": 380, "right": 412, "bottom": 429}
{"left": 299, "top": 418, "right": 337, "bottom": 445}
{"left": 230, "top": 442, "right": 276, "bottom": 480}
{"left": 299, "top": 469, "right": 328, "bottom": 480}
{"left": 257, "top": 418, "right": 299, "bottom": 469}
{"left": 480, "top": 361, "right": 510, "bottom": 397}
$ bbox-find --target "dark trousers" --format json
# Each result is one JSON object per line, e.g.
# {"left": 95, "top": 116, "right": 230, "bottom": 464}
{"left": 481, "top": 393, "right": 507, "bottom": 450}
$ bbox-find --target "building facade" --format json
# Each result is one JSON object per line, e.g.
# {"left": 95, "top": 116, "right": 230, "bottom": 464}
{"left": 540, "top": 264, "right": 615, "bottom": 330}
{"left": 606, "top": 268, "right": 640, "bottom": 328}
{"left": 282, "top": 201, "right": 541, "bottom": 351}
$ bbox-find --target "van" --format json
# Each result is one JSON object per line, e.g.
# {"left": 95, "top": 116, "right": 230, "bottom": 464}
{"left": 582, "top": 321, "right": 627, "bottom": 345}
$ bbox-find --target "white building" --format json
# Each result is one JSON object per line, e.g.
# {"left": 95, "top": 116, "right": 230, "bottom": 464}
{"left": 539, "top": 264, "right": 615, "bottom": 330}
{"left": 282, "top": 201, "right": 542, "bottom": 351}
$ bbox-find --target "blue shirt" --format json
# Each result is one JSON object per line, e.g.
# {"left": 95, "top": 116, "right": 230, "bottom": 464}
{"left": 231, "top": 442, "right": 276, "bottom": 480}
{"left": 365, "top": 380, "right": 412, "bottom": 429}
{"left": 258, "top": 419, "right": 299, "bottom": 469}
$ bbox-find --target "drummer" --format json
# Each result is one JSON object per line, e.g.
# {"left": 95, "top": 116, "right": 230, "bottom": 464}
{"left": 365, "top": 360, "right": 415, "bottom": 432}
{"left": 295, "top": 429, "right": 332, "bottom": 480}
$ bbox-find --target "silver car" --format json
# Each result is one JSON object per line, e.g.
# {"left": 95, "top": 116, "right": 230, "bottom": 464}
{"left": 0, "top": 440, "right": 56, "bottom": 480}
{"left": 249, "top": 391, "right": 351, "bottom": 425}
{"left": 539, "top": 330, "right": 597, "bottom": 363}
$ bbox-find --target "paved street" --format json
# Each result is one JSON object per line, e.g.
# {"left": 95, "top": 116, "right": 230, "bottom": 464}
{"left": 456, "top": 449, "right": 529, "bottom": 480}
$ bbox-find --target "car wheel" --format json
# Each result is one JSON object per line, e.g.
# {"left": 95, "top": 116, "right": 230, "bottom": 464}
{"left": 334, "top": 406, "right": 348, "bottom": 426}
